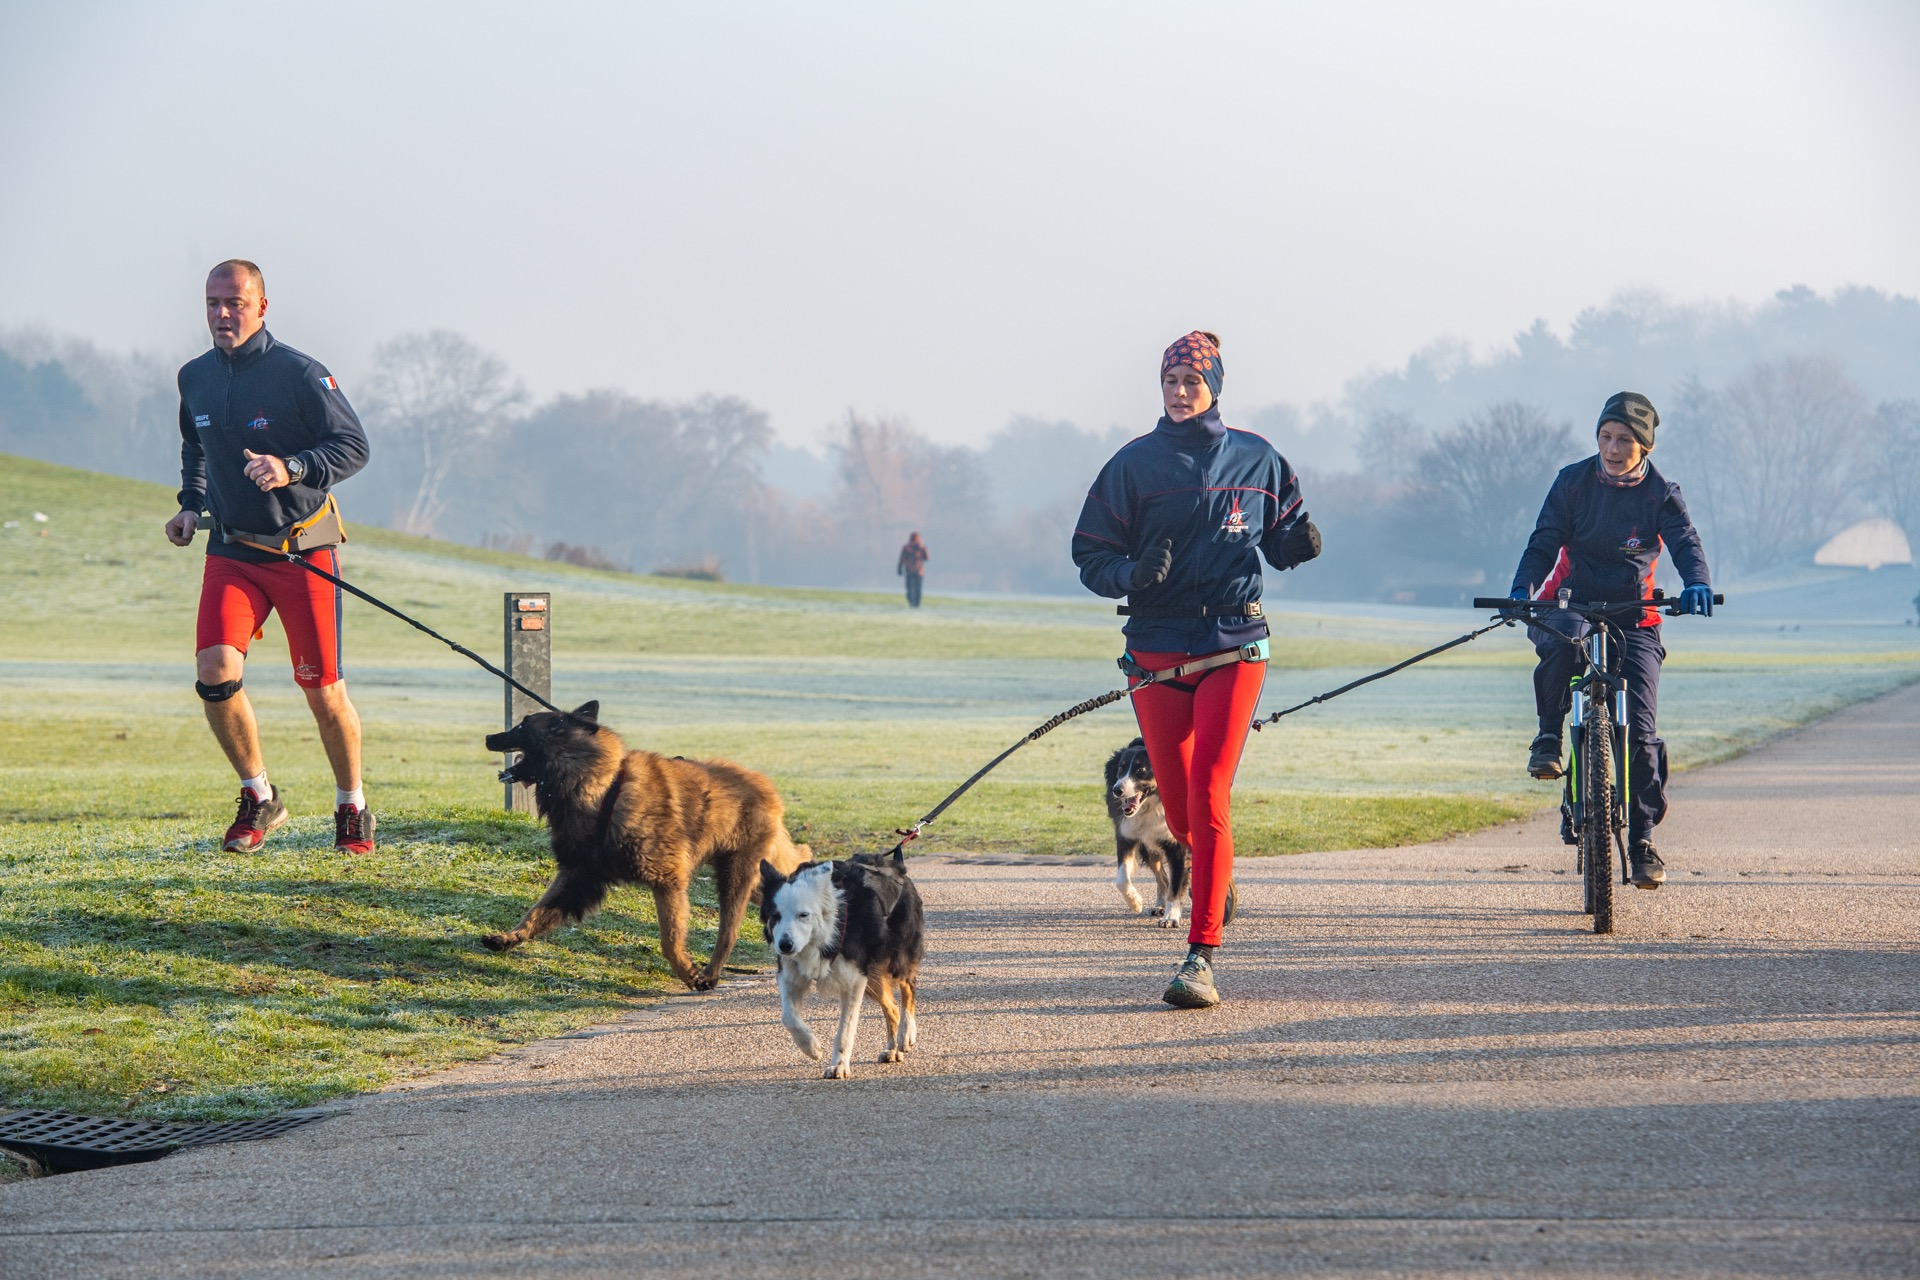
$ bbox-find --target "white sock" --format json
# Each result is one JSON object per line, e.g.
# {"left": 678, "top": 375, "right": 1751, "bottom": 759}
{"left": 242, "top": 772, "right": 271, "bottom": 801}
{"left": 337, "top": 786, "right": 365, "bottom": 811}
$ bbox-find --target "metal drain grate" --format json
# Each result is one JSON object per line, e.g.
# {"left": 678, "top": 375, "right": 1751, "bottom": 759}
{"left": 0, "top": 1108, "right": 333, "bottom": 1175}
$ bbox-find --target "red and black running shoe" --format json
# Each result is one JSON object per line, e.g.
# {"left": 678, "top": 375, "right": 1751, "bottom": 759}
{"left": 334, "top": 804, "right": 376, "bottom": 855}
{"left": 223, "top": 786, "right": 289, "bottom": 853}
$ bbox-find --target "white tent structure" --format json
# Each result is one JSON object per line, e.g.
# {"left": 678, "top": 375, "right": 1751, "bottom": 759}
{"left": 1813, "top": 517, "right": 1914, "bottom": 571}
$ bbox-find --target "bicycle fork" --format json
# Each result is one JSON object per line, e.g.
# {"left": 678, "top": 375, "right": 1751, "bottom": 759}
{"left": 1565, "top": 679, "right": 1634, "bottom": 883}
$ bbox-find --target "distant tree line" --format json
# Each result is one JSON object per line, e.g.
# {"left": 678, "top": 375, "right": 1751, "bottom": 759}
{"left": 3, "top": 285, "right": 1917, "bottom": 597}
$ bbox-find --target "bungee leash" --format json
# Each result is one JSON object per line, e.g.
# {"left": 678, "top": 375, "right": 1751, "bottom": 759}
{"left": 883, "top": 642, "right": 1269, "bottom": 856}
{"left": 1248, "top": 617, "right": 1511, "bottom": 730}
{"left": 283, "top": 550, "right": 565, "bottom": 715}
{"left": 883, "top": 619, "right": 1516, "bottom": 854}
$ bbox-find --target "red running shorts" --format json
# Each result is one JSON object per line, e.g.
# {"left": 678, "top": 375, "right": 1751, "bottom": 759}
{"left": 194, "top": 550, "right": 344, "bottom": 688}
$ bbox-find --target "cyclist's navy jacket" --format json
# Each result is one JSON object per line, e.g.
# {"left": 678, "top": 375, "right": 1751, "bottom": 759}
{"left": 1072, "top": 405, "right": 1308, "bottom": 655}
{"left": 1511, "top": 456, "right": 1710, "bottom": 628}
{"left": 176, "top": 327, "right": 370, "bottom": 565}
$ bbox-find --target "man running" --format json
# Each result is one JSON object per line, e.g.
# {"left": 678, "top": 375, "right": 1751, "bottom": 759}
{"left": 164, "top": 260, "right": 375, "bottom": 854}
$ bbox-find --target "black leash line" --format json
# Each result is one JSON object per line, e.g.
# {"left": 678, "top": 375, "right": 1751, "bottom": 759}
{"left": 284, "top": 550, "right": 564, "bottom": 715}
{"left": 884, "top": 617, "right": 1515, "bottom": 855}
{"left": 1250, "top": 618, "right": 1511, "bottom": 730}
{"left": 886, "top": 686, "right": 1135, "bottom": 854}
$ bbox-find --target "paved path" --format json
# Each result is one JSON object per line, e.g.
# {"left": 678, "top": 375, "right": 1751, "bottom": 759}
{"left": 4, "top": 683, "right": 1917, "bottom": 1278}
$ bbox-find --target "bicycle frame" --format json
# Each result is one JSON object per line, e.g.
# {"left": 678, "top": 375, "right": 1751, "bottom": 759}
{"left": 1564, "top": 621, "right": 1632, "bottom": 886}
{"left": 1469, "top": 586, "right": 1723, "bottom": 931}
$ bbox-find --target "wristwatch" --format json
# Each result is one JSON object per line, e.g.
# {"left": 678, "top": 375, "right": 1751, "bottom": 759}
{"left": 285, "top": 454, "right": 308, "bottom": 484}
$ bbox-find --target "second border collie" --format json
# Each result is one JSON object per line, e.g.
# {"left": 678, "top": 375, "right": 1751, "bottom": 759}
{"left": 758, "top": 851, "right": 925, "bottom": 1079}
{"left": 1105, "top": 737, "right": 1191, "bottom": 927}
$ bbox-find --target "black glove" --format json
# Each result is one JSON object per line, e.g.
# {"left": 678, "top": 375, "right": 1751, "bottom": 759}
{"left": 1500, "top": 587, "right": 1529, "bottom": 621}
{"left": 1281, "top": 515, "right": 1321, "bottom": 567}
{"left": 1130, "top": 539, "right": 1174, "bottom": 591}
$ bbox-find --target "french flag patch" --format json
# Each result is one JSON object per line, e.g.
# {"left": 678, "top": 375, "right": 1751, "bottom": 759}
{"left": 319, "top": 375, "right": 338, "bottom": 391}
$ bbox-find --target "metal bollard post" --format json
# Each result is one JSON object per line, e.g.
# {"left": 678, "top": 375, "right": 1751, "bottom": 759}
{"left": 504, "top": 592, "right": 551, "bottom": 814}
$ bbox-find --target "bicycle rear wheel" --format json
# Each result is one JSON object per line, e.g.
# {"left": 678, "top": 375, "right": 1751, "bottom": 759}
{"left": 1582, "top": 693, "right": 1616, "bottom": 934}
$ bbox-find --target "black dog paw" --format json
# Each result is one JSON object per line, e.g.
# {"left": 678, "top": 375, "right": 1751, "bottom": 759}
{"left": 480, "top": 934, "right": 515, "bottom": 952}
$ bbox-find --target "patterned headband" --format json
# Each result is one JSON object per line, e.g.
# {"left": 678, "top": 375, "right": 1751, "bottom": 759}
{"left": 1161, "top": 331, "right": 1223, "bottom": 399}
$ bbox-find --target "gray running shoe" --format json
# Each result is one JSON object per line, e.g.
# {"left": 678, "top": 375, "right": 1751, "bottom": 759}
{"left": 1162, "top": 950, "right": 1220, "bottom": 1009}
{"left": 223, "top": 785, "right": 288, "bottom": 853}
{"left": 1528, "top": 733, "right": 1564, "bottom": 780}
{"left": 1629, "top": 841, "right": 1666, "bottom": 889}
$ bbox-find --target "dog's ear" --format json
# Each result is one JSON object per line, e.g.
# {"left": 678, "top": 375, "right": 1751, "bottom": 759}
{"left": 1129, "top": 736, "right": 1145, "bottom": 749}
{"left": 570, "top": 700, "right": 600, "bottom": 726}
{"left": 759, "top": 858, "right": 785, "bottom": 896}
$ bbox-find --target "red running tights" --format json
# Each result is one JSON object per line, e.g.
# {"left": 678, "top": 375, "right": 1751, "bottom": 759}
{"left": 1127, "top": 648, "right": 1267, "bottom": 948}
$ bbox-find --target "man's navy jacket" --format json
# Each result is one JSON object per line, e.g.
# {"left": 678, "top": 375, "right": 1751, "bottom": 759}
{"left": 1072, "top": 407, "right": 1308, "bottom": 655}
{"left": 1512, "top": 456, "right": 1710, "bottom": 628}
{"left": 176, "top": 328, "right": 370, "bottom": 563}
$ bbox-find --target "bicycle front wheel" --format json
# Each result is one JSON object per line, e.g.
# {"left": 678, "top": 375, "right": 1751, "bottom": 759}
{"left": 1582, "top": 693, "right": 1616, "bottom": 935}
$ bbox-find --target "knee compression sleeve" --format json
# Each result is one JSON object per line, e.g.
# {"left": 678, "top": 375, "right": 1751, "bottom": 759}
{"left": 195, "top": 677, "right": 243, "bottom": 703}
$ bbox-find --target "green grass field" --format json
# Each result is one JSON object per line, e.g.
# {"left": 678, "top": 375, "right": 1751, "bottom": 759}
{"left": 3, "top": 453, "right": 1916, "bottom": 1123}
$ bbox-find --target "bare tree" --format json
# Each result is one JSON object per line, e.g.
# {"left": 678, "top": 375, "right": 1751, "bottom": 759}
{"left": 484, "top": 391, "right": 772, "bottom": 573}
{"left": 364, "top": 331, "right": 523, "bottom": 535}
{"left": 1871, "top": 399, "right": 1920, "bottom": 550}
{"left": 830, "top": 411, "right": 928, "bottom": 539}
{"left": 1356, "top": 410, "right": 1428, "bottom": 484}
{"left": 1409, "top": 402, "right": 1578, "bottom": 585}
{"left": 1669, "top": 357, "right": 1871, "bottom": 575}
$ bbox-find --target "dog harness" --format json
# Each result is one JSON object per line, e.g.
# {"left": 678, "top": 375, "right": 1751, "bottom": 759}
{"left": 817, "top": 889, "right": 848, "bottom": 962}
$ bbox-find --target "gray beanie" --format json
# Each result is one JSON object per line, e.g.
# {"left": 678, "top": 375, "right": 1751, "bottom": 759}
{"left": 1598, "top": 392, "right": 1658, "bottom": 448}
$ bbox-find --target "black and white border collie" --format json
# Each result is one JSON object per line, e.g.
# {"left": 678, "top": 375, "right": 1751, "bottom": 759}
{"left": 1105, "top": 737, "right": 1191, "bottom": 928}
{"left": 758, "top": 851, "right": 925, "bottom": 1079}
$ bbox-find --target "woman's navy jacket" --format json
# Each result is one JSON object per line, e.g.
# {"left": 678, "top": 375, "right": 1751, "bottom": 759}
{"left": 1072, "top": 407, "right": 1308, "bottom": 655}
{"left": 1512, "top": 456, "right": 1710, "bottom": 628}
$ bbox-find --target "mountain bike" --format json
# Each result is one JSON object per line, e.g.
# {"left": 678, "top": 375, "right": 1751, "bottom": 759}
{"left": 1471, "top": 588, "right": 1721, "bottom": 934}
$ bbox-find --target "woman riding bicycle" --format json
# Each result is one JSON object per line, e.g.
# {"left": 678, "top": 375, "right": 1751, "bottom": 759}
{"left": 1510, "top": 392, "right": 1712, "bottom": 889}
{"left": 1072, "top": 331, "right": 1322, "bottom": 1008}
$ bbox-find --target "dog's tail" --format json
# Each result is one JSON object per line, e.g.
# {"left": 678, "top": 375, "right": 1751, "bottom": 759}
{"left": 767, "top": 829, "right": 811, "bottom": 877}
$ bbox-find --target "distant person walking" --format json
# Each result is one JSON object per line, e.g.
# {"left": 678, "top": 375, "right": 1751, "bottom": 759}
{"left": 1073, "top": 331, "right": 1322, "bottom": 1009}
{"left": 897, "top": 532, "right": 929, "bottom": 607}
{"left": 163, "top": 260, "right": 376, "bottom": 854}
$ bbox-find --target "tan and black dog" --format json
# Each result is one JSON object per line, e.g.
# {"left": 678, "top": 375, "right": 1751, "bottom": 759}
{"left": 483, "top": 701, "right": 810, "bottom": 990}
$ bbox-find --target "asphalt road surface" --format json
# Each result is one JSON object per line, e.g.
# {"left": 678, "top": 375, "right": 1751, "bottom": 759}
{"left": 4, "top": 682, "right": 1916, "bottom": 1278}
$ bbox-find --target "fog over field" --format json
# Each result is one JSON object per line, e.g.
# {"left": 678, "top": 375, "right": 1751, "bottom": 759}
{"left": 2, "top": 3, "right": 1917, "bottom": 598}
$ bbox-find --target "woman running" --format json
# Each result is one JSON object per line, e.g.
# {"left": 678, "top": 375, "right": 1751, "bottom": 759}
{"left": 1072, "top": 331, "right": 1322, "bottom": 1007}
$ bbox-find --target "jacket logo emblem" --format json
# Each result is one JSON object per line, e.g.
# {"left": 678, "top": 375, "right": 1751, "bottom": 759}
{"left": 1222, "top": 499, "right": 1249, "bottom": 535}
{"left": 193, "top": 414, "right": 211, "bottom": 428}
{"left": 319, "top": 375, "right": 338, "bottom": 391}
{"left": 248, "top": 416, "right": 272, "bottom": 430}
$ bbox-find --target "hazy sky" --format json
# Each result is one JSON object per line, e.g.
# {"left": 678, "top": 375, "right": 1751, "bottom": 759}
{"left": 3, "top": 1, "right": 1916, "bottom": 446}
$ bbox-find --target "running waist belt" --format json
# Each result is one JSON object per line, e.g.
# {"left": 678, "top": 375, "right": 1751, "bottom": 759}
{"left": 1118, "top": 638, "right": 1269, "bottom": 684}
{"left": 220, "top": 492, "right": 348, "bottom": 556}
{"left": 1117, "top": 601, "right": 1264, "bottom": 618}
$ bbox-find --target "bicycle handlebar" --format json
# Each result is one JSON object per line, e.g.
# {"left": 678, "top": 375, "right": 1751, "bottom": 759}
{"left": 1470, "top": 591, "right": 1724, "bottom": 616}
